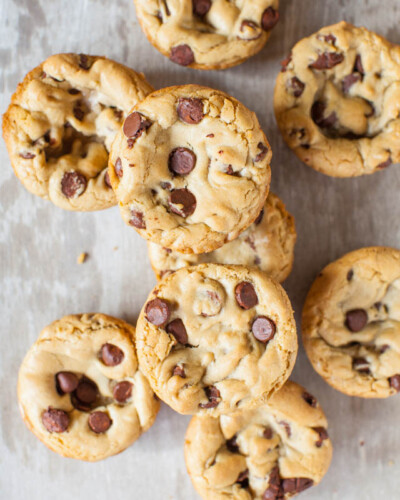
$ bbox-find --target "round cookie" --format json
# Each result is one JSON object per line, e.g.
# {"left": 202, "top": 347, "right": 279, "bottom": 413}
{"left": 185, "top": 381, "right": 332, "bottom": 500}
{"left": 109, "top": 85, "right": 272, "bottom": 254}
{"left": 274, "top": 22, "right": 400, "bottom": 177}
{"left": 18, "top": 313, "right": 159, "bottom": 461}
{"left": 302, "top": 247, "right": 400, "bottom": 398}
{"left": 135, "top": 264, "right": 297, "bottom": 415}
{"left": 133, "top": 0, "right": 280, "bottom": 70}
{"left": 147, "top": 192, "right": 296, "bottom": 282}
{"left": 2, "top": 53, "right": 153, "bottom": 210}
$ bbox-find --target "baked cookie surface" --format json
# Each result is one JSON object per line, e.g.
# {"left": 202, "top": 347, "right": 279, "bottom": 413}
{"left": 135, "top": 264, "right": 297, "bottom": 416}
{"left": 274, "top": 22, "right": 400, "bottom": 177}
{"left": 133, "top": 0, "right": 280, "bottom": 70}
{"left": 109, "top": 85, "right": 272, "bottom": 254}
{"left": 18, "top": 314, "right": 159, "bottom": 461}
{"left": 185, "top": 381, "right": 332, "bottom": 499}
{"left": 302, "top": 247, "right": 400, "bottom": 398}
{"left": 148, "top": 192, "right": 296, "bottom": 282}
{"left": 3, "top": 53, "right": 153, "bottom": 210}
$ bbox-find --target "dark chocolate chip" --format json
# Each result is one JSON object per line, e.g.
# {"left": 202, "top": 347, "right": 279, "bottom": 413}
{"left": 75, "top": 377, "right": 98, "bottom": 408}
{"left": 353, "top": 357, "right": 370, "bottom": 374}
{"left": 313, "top": 427, "right": 329, "bottom": 447}
{"left": 101, "top": 343, "right": 125, "bottom": 366}
{"left": 235, "top": 282, "right": 258, "bottom": 309}
{"left": 263, "top": 426, "right": 273, "bottom": 439}
{"left": 389, "top": 375, "right": 400, "bottom": 392}
{"left": 347, "top": 269, "right": 354, "bottom": 281}
{"left": 168, "top": 188, "right": 197, "bottom": 217}
{"left": 254, "top": 208, "right": 264, "bottom": 225}
{"left": 263, "top": 466, "right": 282, "bottom": 500}
{"left": 19, "top": 152, "right": 36, "bottom": 159}
{"left": 354, "top": 54, "right": 364, "bottom": 75}
{"left": 342, "top": 73, "right": 361, "bottom": 93}
{"left": 114, "top": 157, "right": 123, "bottom": 178}
{"left": 78, "top": 54, "right": 92, "bottom": 70}
{"left": 311, "top": 101, "right": 337, "bottom": 128}
{"left": 113, "top": 381, "right": 133, "bottom": 403}
{"left": 68, "top": 88, "right": 80, "bottom": 95}
{"left": 192, "top": 0, "right": 211, "bottom": 17}
{"left": 61, "top": 171, "right": 87, "bottom": 198}
{"left": 282, "top": 478, "right": 314, "bottom": 494}
{"left": 56, "top": 372, "right": 79, "bottom": 394}
{"left": 42, "top": 407, "right": 69, "bottom": 433}
{"left": 226, "top": 435, "right": 239, "bottom": 453}
{"left": 172, "top": 365, "right": 186, "bottom": 378}
{"left": 177, "top": 98, "right": 204, "bottom": 124}
{"left": 302, "top": 391, "right": 317, "bottom": 407}
{"left": 261, "top": 7, "right": 280, "bottom": 31}
{"left": 169, "top": 147, "right": 196, "bottom": 175}
{"left": 345, "top": 309, "right": 368, "bottom": 332}
{"left": 73, "top": 107, "right": 84, "bottom": 121}
{"left": 129, "top": 209, "right": 146, "bottom": 229}
{"left": 161, "top": 181, "right": 172, "bottom": 190}
{"left": 166, "top": 318, "right": 188, "bottom": 344}
{"left": 323, "top": 34, "right": 336, "bottom": 43}
{"left": 255, "top": 142, "right": 268, "bottom": 162}
{"left": 236, "top": 469, "right": 249, "bottom": 488}
{"left": 289, "top": 77, "right": 305, "bottom": 97}
{"left": 252, "top": 316, "right": 276, "bottom": 343}
{"left": 145, "top": 298, "right": 171, "bottom": 326}
{"left": 88, "top": 411, "right": 112, "bottom": 433}
{"left": 123, "top": 112, "right": 151, "bottom": 139}
{"left": 199, "top": 386, "right": 221, "bottom": 409}
{"left": 104, "top": 171, "right": 112, "bottom": 188}
{"left": 170, "top": 44, "right": 195, "bottom": 66}
{"left": 309, "top": 52, "right": 344, "bottom": 70}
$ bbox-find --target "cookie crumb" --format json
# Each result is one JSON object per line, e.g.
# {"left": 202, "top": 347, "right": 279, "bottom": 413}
{"left": 77, "top": 252, "right": 88, "bottom": 264}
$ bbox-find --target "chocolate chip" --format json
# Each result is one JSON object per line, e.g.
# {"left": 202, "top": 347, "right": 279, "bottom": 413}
{"left": 311, "top": 101, "right": 337, "bottom": 128}
{"left": 263, "top": 467, "right": 282, "bottom": 500}
{"left": 166, "top": 318, "right": 188, "bottom": 344}
{"left": 170, "top": 44, "right": 195, "bottom": 66}
{"left": 323, "top": 34, "right": 336, "bottom": 43}
{"left": 114, "top": 109, "right": 123, "bottom": 121}
{"left": 168, "top": 188, "right": 196, "bottom": 217}
{"left": 377, "top": 157, "right": 392, "bottom": 169}
{"left": 56, "top": 372, "right": 79, "bottom": 394}
{"left": 342, "top": 73, "right": 361, "bottom": 93}
{"left": 280, "top": 53, "right": 292, "bottom": 72}
{"left": 161, "top": 181, "right": 172, "bottom": 190}
{"left": 279, "top": 421, "right": 291, "bottom": 437}
{"left": 282, "top": 478, "right": 314, "bottom": 494}
{"left": 78, "top": 54, "right": 92, "bottom": 70}
{"left": 237, "top": 469, "right": 249, "bottom": 488}
{"left": 42, "top": 408, "right": 69, "bottom": 433}
{"left": 169, "top": 147, "right": 196, "bottom": 175}
{"left": 255, "top": 142, "right": 268, "bottom": 162}
{"left": 206, "top": 133, "right": 214, "bottom": 138}
{"left": 19, "top": 152, "right": 36, "bottom": 159}
{"left": 73, "top": 107, "right": 84, "bottom": 121}
{"left": 177, "top": 98, "right": 204, "bottom": 124}
{"left": 353, "top": 357, "right": 370, "bottom": 374}
{"left": 199, "top": 386, "right": 221, "bottom": 409}
{"left": 263, "top": 426, "right": 273, "bottom": 439}
{"left": 113, "top": 381, "right": 133, "bottom": 403}
{"left": 68, "top": 88, "right": 80, "bottom": 95}
{"left": 114, "top": 158, "right": 123, "bottom": 178}
{"left": 345, "top": 309, "right": 368, "bottom": 332}
{"left": 61, "top": 171, "right": 87, "bottom": 198}
{"left": 289, "top": 77, "right": 305, "bottom": 97}
{"left": 254, "top": 208, "right": 264, "bottom": 225}
{"left": 313, "top": 427, "right": 329, "bottom": 447}
{"left": 347, "top": 269, "right": 354, "bottom": 281}
{"left": 172, "top": 365, "right": 186, "bottom": 378}
{"left": 129, "top": 209, "right": 146, "bottom": 229}
{"left": 389, "top": 375, "right": 400, "bottom": 392}
{"left": 226, "top": 435, "right": 239, "bottom": 453}
{"left": 145, "top": 298, "right": 171, "bottom": 326}
{"left": 302, "top": 391, "right": 317, "bottom": 407}
{"left": 309, "top": 52, "right": 344, "bottom": 70}
{"left": 192, "top": 0, "right": 211, "bottom": 17}
{"left": 104, "top": 171, "right": 112, "bottom": 188}
{"left": 123, "top": 112, "right": 151, "bottom": 139}
{"left": 101, "top": 343, "right": 124, "bottom": 366}
{"left": 354, "top": 54, "right": 364, "bottom": 75}
{"left": 235, "top": 282, "right": 258, "bottom": 309}
{"left": 252, "top": 316, "right": 276, "bottom": 343}
{"left": 380, "top": 344, "right": 390, "bottom": 353}
{"left": 88, "top": 411, "right": 112, "bottom": 433}
{"left": 74, "top": 378, "right": 98, "bottom": 409}
{"left": 261, "top": 7, "right": 280, "bottom": 31}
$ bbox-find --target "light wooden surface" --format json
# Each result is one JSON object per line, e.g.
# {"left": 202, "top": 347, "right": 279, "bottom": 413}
{"left": 1, "top": 1, "right": 400, "bottom": 499}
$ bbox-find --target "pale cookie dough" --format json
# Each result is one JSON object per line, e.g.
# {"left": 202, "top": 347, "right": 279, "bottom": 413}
{"left": 3, "top": 53, "right": 153, "bottom": 210}
{"left": 274, "top": 22, "right": 400, "bottom": 177}
{"left": 18, "top": 314, "right": 159, "bottom": 461}
{"left": 147, "top": 192, "right": 296, "bottom": 282}
{"left": 134, "top": 0, "right": 280, "bottom": 70}
{"left": 109, "top": 85, "right": 272, "bottom": 254}
{"left": 185, "top": 381, "right": 332, "bottom": 500}
{"left": 135, "top": 264, "right": 297, "bottom": 416}
{"left": 302, "top": 247, "right": 400, "bottom": 398}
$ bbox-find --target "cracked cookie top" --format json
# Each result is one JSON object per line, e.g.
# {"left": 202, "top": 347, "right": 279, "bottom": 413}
{"left": 135, "top": 264, "right": 297, "bottom": 416}
{"left": 109, "top": 85, "right": 272, "bottom": 254}
{"left": 147, "top": 192, "right": 296, "bottom": 282}
{"left": 17, "top": 313, "right": 159, "bottom": 461}
{"left": 184, "top": 381, "right": 332, "bottom": 499}
{"left": 134, "top": 0, "right": 280, "bottom": 70}
{"left": 302, "top": 246, "right": 400, "bottom": 398}
{"left": 274, "top": 22, "right": 400, "bottom": 177}
{"left": 2, "top": 53, "right": 153, "bottom": 211}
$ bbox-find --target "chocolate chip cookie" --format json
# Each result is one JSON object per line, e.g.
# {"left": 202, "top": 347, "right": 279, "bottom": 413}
{"left": 147, "top": 192, "right": 296, "bottom": 282}
{"left": 17, "top": 314, "right": 159, "bottom": 461}
{"left": 134, "top": 0, "right": 280, "bottom": 70}
{"left": 185, "top": 380, "right": 332, "bottom": 499}
{"left": 303, "top": 247, "right": 400, "bottom": 398}
{"left": 135, "top": 264, "right": 297, "bottom": 415}
{"left": 3, "top": 53, "right": 153, "bottom": 210}
{"left": 274, "top": 22, "right": 400, "bottom": 177}
{"left": 109, "top": 85, "right": 272, "bottom": 254}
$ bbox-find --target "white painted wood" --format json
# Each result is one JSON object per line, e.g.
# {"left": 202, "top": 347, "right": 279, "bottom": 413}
{"left": 1, "top": 0, "right": 400, "bottom": 498}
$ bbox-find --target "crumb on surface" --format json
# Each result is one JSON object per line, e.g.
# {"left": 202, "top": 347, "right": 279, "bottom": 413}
{"left": 77, "top": 252, "right": 88, "bottom": 264}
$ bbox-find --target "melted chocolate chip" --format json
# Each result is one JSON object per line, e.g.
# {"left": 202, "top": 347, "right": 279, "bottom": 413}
{"left": 377, "top": 157, "right": 392, "bottom": 169}
{"left": 255, "top": 142, "right": 269, "bottom": 162}
{"left": 123, "top": 112, "right": 151, "bottom": 139}
{"left": 88, "top": 411, "right": 112, "bottom": 433}
{"left": 145, "top": 298, "right": 171, "bottom": 326}
{"left": 302, "top": 391, "right": 317, "bottom": 407}
{"left": 261, "top": 7, "right": 280, "bottom": 31}
{"left": 114, "top": 157, "right": 123, "bottom": 178}
{"left": 389, "top": 375, "right": 400, "bottom": 392}
{"left": 61, "top": 171, "right": 87, "bottom": 198}
{"left": 279, "top": 421, "right": 291, "bottom": 437}
{"left": 104, "top": 171, "right": 112, "bottom": 188}
{"left": 129, "top": 209, "right": 146, "bottom": 229}
{"left": 166, "top": 318, "right": 188, "bottom": 344}
{"left": 192, "top": 0, "right": 211, "bottom": 17}
{"left": 252, "top": 316, "right": 276, "bottom": 343}
{"left": 101, "top": 343, "right": 124, "bottom": 366}
{"left": 170, "top": 44, "right": 195, "bottom": 66}
{"left": 347, "top": 269, "right": 354, "bottom": 281}
{"left": 226, "top": 435, "right": 239, "bottom": 453}
{"left": 280, "top": 53, "right": 292, "bottom": 72}
{"left": 289, "top": 77, "right": 305, "bottom": 97}
{"left": 68, "top": 88, "right": 80, "bottom": 95}
{"left": 311, "top": 101, "right": 337, "bottom": 128}
{"left": 172, "top": 365, "right": 186, "bottom": 378}
{"left": 19, "top": 152, "right": 36, "bottom": 159}
{"left": 237, "top": 469, "right": 249, "bottom": 488}
{"left": 113, "top": 381, "right": 133, "bottom": 403}
{"left": 263, "top": 426, "right": 273, "bottom": 439}
{"left": 235, "top": 282, "right": 258, "bottom": 309}
{"left": 263, "top": 466, "right": 282, "bottom": 500}
{"left": 309, "top": 52, "right": 344, "bottom": 70}
{"left": 78, "top": 54, "right": 92, "bottom": 70}
{"left": 345, "top": 309, "right": 368, "bottom": 332}
{"left": 342, "top": 73, "right": 361, "bottom": 93}
{"left": 73, "top": 107, "right": 84, "bottom": 121}
{"left": 353, "top": 357, "right": 370, "bottom": 374}
{"left": 42, "top": 408, "right": 69, "bottom": 433}
{"left": 177, "top": 98, "right": 204, "bottom": 124}
{"left": 169, "top": 147, "right": 196, "bottom": 175}
{"left": 199, "top": 386, "right": 221, "bottom": 409}
{"left": 168, "top": 188, "right": 196, "bottom": 217}
{"left": 354, "top": 54, "right": 364, "bottom": 75}
{"left": 56, "top": 372, "right": 79, "bottom": 394}
{"left": 313, "top": 427, "right": 329, "bottom": 447}
{"left": 282, "top": 478, "right": 314, "bottom": 494}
